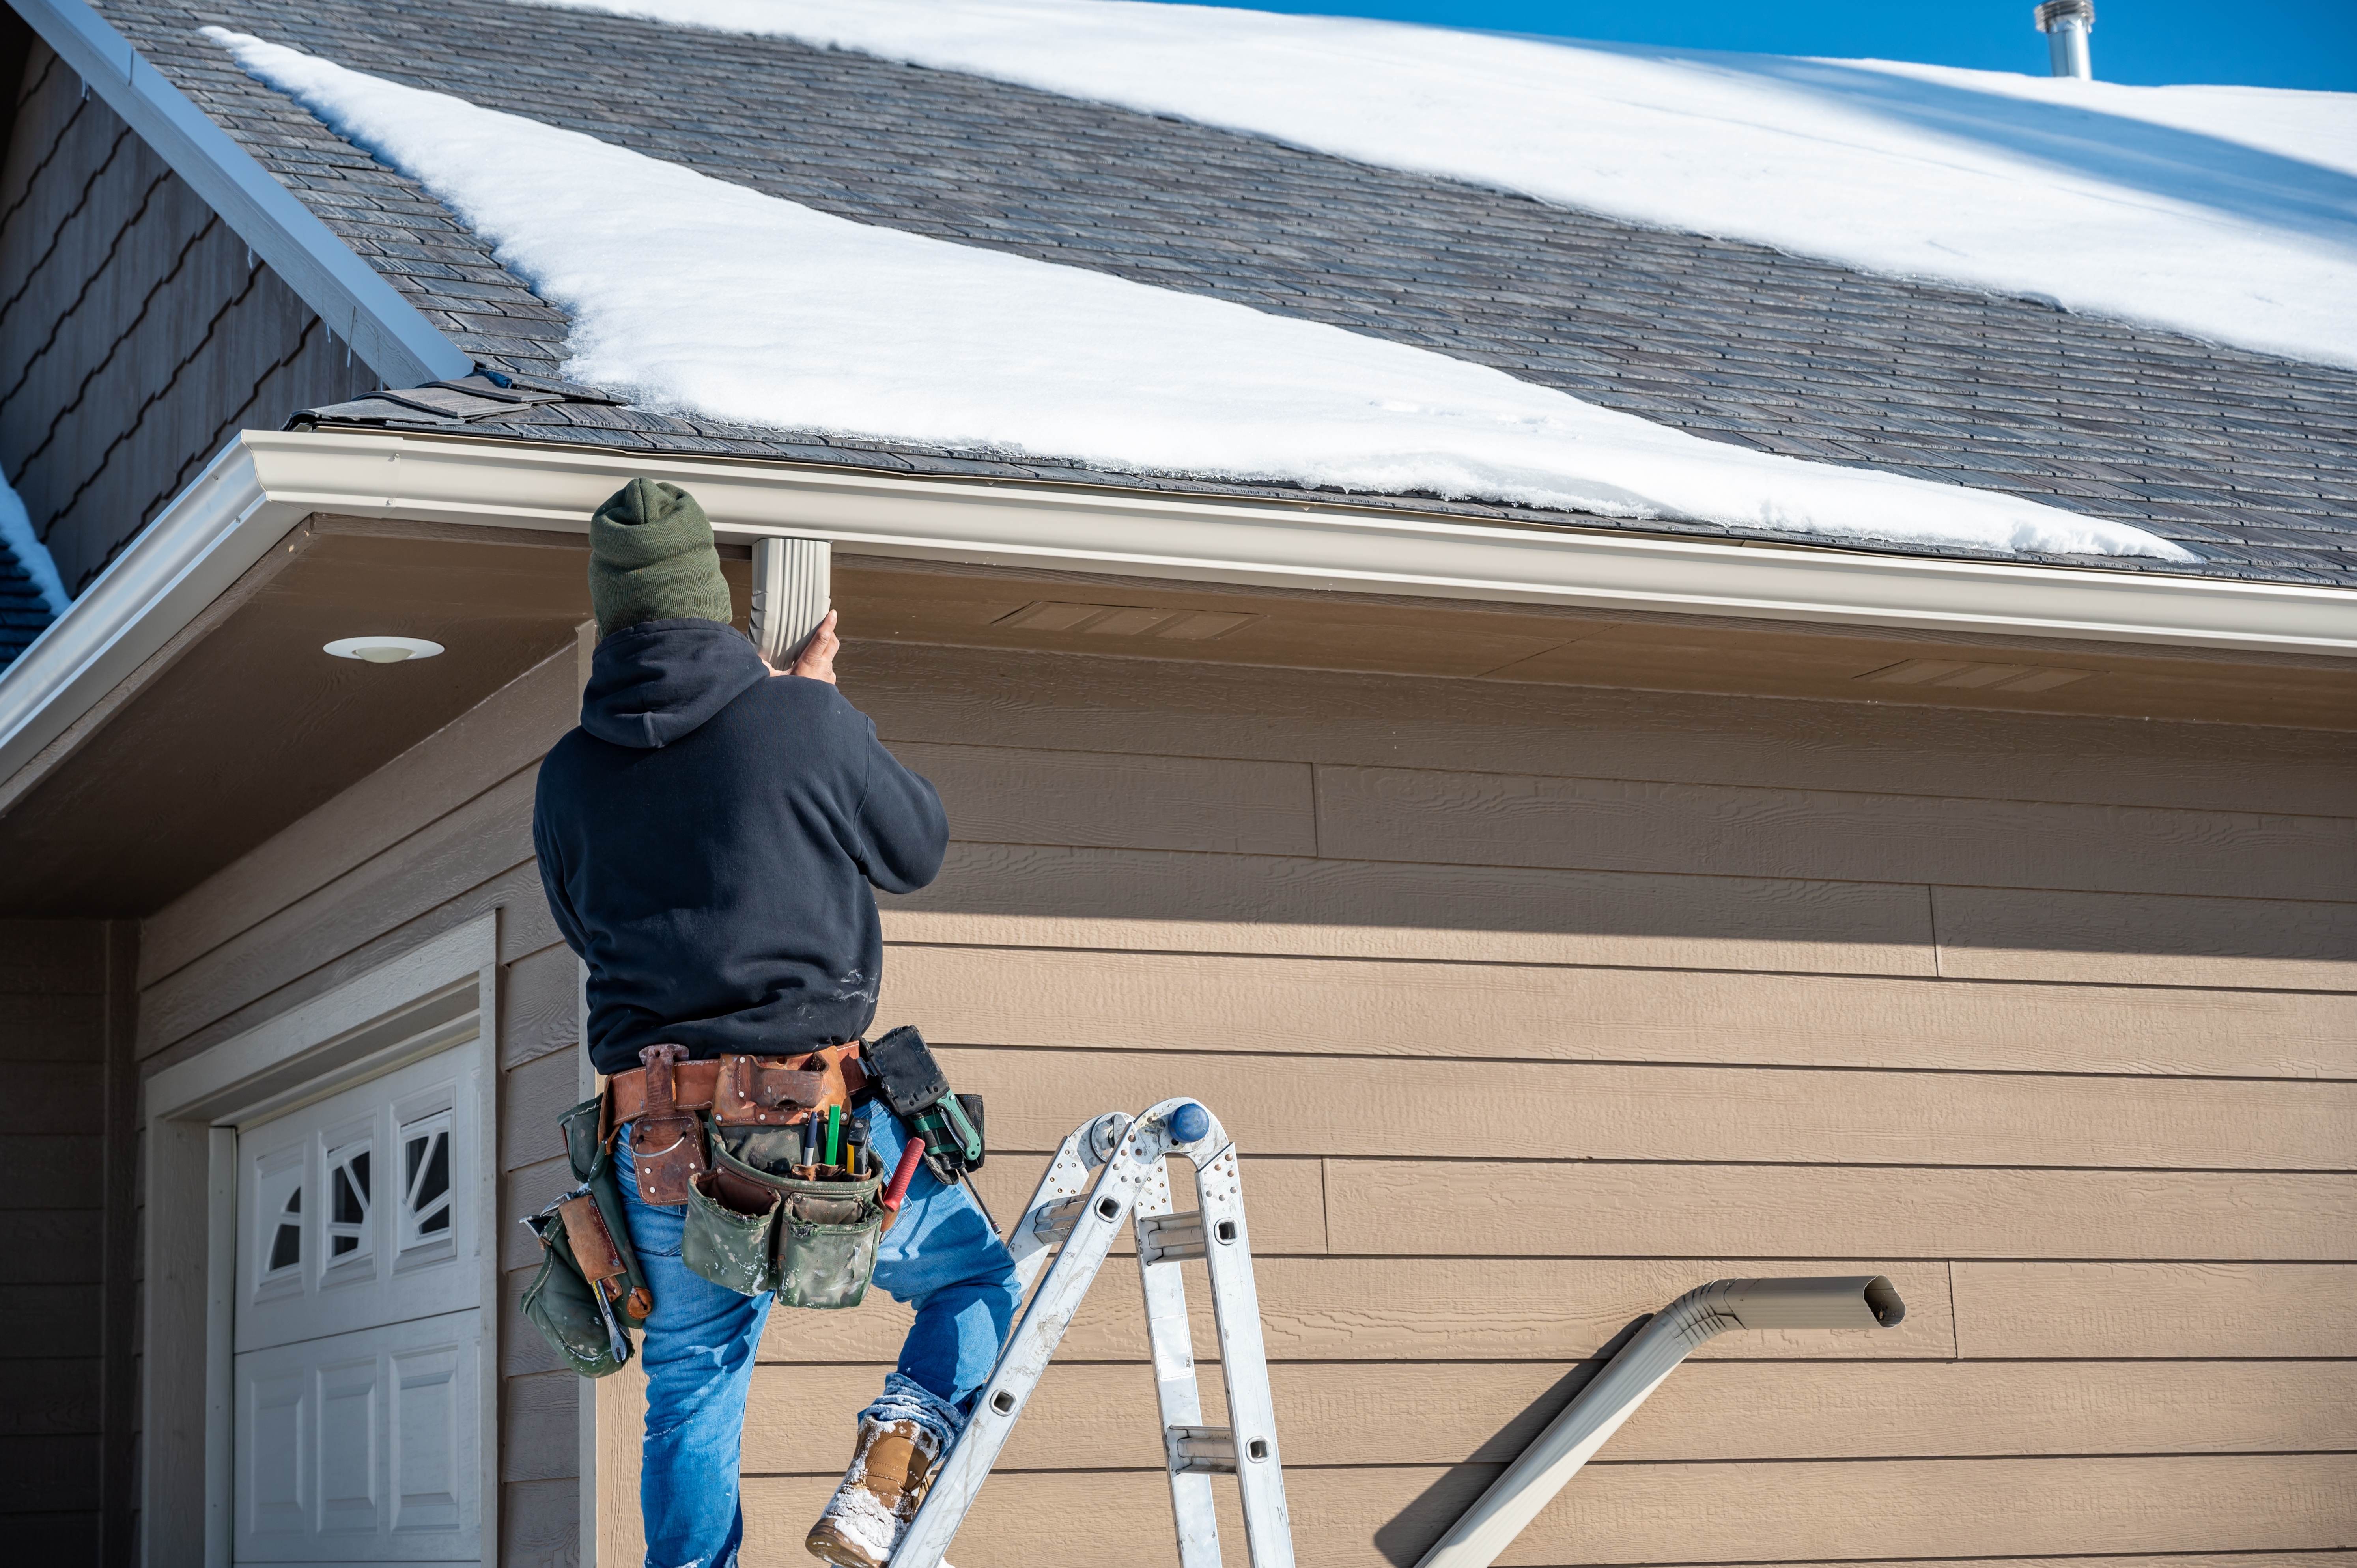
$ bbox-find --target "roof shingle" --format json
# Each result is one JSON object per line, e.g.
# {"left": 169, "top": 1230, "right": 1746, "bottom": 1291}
{"left": 91, "top": 0, "right": 2357, "bottom": 586}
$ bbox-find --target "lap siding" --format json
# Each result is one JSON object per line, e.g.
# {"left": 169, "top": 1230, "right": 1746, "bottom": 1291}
{"left": 127, "top": 640, "right": 2353, "bottom": 1568}
{"left": 0, "top": 920, "right": 117, "bottom": 1549}
{"left": 128, "top": 651, "right": 583, "bottom": 1564}
{"left": 738, "top": 1455, "right": 2357, "bottom": 1567}
{"left": 878, "top": 946, "right": 2357, "bottom": 1078}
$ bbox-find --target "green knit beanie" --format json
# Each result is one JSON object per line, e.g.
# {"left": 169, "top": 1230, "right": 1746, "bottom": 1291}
{"left": 587, "top": 478, "right": 734, "bottom": 637}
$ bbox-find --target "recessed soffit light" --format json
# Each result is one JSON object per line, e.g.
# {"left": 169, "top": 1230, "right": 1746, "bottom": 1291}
{"left": 324, "top": 635, "right": 445, "bottom": 665}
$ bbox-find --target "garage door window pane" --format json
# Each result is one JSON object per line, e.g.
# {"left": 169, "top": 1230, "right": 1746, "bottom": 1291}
{"left": 327, "top": 1141, "right": 372, "bottom": 1262}
{"left": 267, "top": 1186, "right": 301, "bottom": 1275}
{"left": 401, "top": 1112, "right": 453, "bottom": 1248}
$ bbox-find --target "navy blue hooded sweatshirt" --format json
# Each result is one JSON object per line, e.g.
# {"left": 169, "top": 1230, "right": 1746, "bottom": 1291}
{"left": 532, "top": 619, "right": 949, "bottom": 1076}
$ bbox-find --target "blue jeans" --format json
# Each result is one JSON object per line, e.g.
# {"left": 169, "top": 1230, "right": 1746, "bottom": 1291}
{"left": 615, "top": 1104, "right": 1021, "bottom": 1568}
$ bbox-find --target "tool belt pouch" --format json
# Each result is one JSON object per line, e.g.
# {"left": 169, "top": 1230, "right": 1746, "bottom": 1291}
{"left": 682, "top": 1161, "right": 780, "bottom": 1297}
{"left": 521, "top": 1202, "right": 630, "bottom": 1378}
{"left": 863, "top": 1026, "right": 986, "bottom": 1184}
{"left": 699, "top": 1134, "right": 884, "bottom": 1310}
{"left": 776, "top": 1169, "right": 884, "bottom": 1312}
{"left": 558, "top": 1096, "right": 655, "bottom": 1322}
{"left": 513, "top": 1096, "right": 654, "bottom": 1381}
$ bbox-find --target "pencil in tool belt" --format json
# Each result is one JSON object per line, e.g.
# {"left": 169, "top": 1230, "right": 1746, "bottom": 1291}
{"left": 826, "top": 1104, "right": 841, "bottom": 1170}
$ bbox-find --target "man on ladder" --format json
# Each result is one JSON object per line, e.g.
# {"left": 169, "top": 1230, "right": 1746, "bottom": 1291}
{"left": 532, "top": 478, "right": 1019, "bottom": 1568}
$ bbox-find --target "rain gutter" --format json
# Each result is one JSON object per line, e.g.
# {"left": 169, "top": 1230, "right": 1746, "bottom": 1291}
{"left": 6, "top": 427, "right": 2356, "bottom": 789}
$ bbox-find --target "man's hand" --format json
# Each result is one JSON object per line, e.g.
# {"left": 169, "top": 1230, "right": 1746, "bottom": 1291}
{"left": 774, "top": 609, "right": 839, "bottom": 684}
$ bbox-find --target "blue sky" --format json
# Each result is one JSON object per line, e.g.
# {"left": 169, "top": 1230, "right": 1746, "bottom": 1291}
{"left": 1169, "top": 0, "right": 2357, "bottom": 91}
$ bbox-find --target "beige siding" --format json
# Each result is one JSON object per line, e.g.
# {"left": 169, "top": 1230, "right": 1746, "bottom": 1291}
{"left": 134, "top": 645, "right": 583, "bottom": 1566}
{"left": 736, "top": 1454, "right": 2355, "bottom": 1564}
{"left": 136, "top": 636, "right": 2356, "bottom": 1568}
{"left": 852, "top": 645, "right": 2354, "bottom": 1568}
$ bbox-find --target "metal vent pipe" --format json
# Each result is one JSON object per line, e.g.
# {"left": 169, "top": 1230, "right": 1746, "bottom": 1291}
{"left": 1415, "top": 1275, "right": 1907, "bottom": 1568}
{"left": 2036, "top": 0, "right": 2096, "bottom": 79}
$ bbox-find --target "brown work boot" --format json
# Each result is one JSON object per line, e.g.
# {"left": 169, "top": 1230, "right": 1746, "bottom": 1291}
{"left": 805, "top": 1417, "right": 942, "bottom": 1567}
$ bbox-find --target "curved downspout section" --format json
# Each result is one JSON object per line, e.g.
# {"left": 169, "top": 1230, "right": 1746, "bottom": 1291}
{"left": 748, "top": 535, "right": 831, "bottom": 668}
{"left": 1415, "top": 1275, "right": 1905, "bottom": 1568}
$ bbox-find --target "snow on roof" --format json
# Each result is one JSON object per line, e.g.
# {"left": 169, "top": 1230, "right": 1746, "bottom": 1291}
{"left": 511, "top": 0, "right": 2357, "bottom": 372}
{"left": 208, "top": 28, "right": 2192, "bottom": 562}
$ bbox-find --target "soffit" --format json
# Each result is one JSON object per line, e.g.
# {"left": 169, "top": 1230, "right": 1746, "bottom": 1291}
{"left": 4, "top": 519, "right": 2348, "bottom": 920}
{"left": 830, "top": 558, "right": 2357, "bottom": 732}
{"left": 0, "top": 521, "right": 582, "bottom": 917}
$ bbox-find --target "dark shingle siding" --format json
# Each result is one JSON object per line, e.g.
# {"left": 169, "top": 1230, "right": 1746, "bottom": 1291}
{"left": 0, "top": 34, "right": 378, "bottom": 599}
{"left": 90, "top": 0, "right": 2357, "bottom": 586}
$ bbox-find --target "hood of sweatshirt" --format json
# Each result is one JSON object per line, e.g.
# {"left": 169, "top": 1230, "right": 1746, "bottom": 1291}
{"left": 579, "top": 619, "right": 768, "bottom": 748}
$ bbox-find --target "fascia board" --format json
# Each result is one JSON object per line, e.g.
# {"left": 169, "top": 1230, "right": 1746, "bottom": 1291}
{"left": 0, "top": 437, "right": 300, "bottom": 788}
{"left": 6, "top": 426, "right": 2355, "bottom": 787}
{"left": 13, "top": 0, "right": 470, "bottom": 386}
{"left": 257, "top": 429, "right": 2357, "bottom": 655}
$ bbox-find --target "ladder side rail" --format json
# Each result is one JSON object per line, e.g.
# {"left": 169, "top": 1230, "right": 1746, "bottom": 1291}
{"left": 895, "top": 1116, "right": 1173, "bottom": 1568}
{"left": 1188, "top": 1138, "right": 1295, "bottom": 1568}
{"left": 1134, "top": 1155, "right": 1224, "bottom": 1568}
{"left": 1000, "top": 1115, "right": 1121, "bottom": 1300}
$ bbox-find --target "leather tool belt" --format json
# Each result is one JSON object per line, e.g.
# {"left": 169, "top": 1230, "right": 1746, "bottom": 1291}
{"left": 602, "top": 1041, "right": 867, "bottom": 1207}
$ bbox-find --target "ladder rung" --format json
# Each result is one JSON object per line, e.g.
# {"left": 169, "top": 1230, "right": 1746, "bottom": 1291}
{"left": 1030, "top": 1194, "right": 1090, "bottom": 1245}
{"left": 902, "top": 1103, "right": 1294, "bottom": 1568}
{"left": 1137, "top": 1209, "right": 1207, "bottom": 1264}
{"left": 1167, "top": 1424, "right": 1237, "bottom": 1474}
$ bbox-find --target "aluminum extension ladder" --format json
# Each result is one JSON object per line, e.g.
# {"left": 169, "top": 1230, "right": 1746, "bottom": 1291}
{"left": 892, "top": 1098, "right": 1296, "bottom": 1568}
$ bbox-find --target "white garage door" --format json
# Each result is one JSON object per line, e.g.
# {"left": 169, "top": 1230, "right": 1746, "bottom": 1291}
{"left": 233, "top": 1045, "right": 484, "bottom": 1564}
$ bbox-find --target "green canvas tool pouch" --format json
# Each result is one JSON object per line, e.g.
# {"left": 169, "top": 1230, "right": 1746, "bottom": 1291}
{"left": 776, "top": 1175, "right": 884, "bottom": 1311}
{"left": 520, "top": 1195, "right": 631, "bottom": 1377}
{"left": 699, "top": 1130, "right": 884, "bottom": 1310}
{"left": 558, "top": 1096, "right": 654, "bottom": 1321}
{"left": 683, "top": 1169, "right": 779, "bottom": 1296}
{"left": 517, "top": 1096, "right": 656, "bottom": 1379}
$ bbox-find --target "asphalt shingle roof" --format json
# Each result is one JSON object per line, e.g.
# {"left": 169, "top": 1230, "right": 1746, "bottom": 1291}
{"left": 90, "top": 0, "right": 2357, "bottom": 586}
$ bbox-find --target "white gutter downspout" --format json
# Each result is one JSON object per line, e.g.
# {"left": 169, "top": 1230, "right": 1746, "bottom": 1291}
{"left": 1416, "top": 1275, "right": 1907, "bottom": 1568}
{"left": 749, "top": 535, "right": 832, "bottom": 666}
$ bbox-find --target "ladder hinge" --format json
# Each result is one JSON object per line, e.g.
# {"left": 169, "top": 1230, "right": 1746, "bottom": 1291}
{"left": 1137, "top": 1210, "right": 1207, "bottom": 1264}
{"left": 1167, "top": 1424, "right": 1236, "bottom": 1474}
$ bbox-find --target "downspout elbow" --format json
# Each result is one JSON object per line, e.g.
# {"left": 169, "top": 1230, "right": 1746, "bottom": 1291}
{"left": 1415, "top": 1275, "right": 1903, "bottom": 1568}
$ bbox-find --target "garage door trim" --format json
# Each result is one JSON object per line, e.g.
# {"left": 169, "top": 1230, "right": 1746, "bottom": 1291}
{"left": 142, "top": 914, "right": 499, "bottom": 1568}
